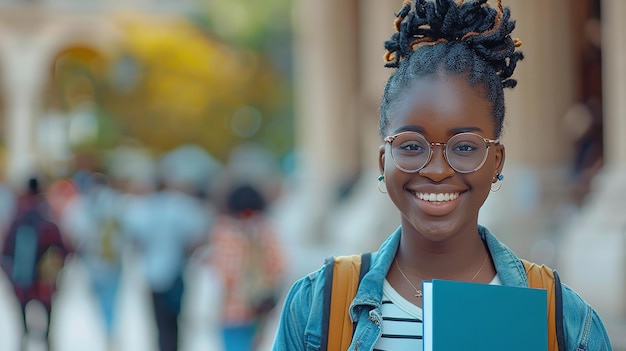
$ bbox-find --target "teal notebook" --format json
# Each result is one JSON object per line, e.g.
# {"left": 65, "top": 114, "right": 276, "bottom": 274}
{"left": 422, "top": 279, "right": 547, "bottom": 351}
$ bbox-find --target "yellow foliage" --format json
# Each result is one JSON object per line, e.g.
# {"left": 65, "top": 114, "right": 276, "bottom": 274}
{"left": 103, "top": 13, "right": 289, "bottom": 157}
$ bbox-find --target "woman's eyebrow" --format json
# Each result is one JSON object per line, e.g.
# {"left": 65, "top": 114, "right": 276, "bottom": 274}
{"left": 393, "top": 125, "right": 426, "bottom": 134}
{"left": 392, "top": 125, "right": 485, "bottom": 135}
{"left": 447, "top": 126, "right": 484, "bottom": 134}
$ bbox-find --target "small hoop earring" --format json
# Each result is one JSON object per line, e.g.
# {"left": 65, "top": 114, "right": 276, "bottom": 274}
{"left": 491, "top": 173, "right": 504, "bottom": 192}
{"left": 377, "top": 174, "right": 387, "bottom": 194}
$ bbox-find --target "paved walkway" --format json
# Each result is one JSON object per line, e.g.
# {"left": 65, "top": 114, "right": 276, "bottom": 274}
{"left": 0, "top": 256, "right": 230, "bottom": 351}
{"left": 0, "top": 236, "right": 327, "bottom": 351}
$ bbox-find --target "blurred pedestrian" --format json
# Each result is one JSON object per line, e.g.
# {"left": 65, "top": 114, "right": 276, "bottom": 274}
{"left": 208, "top": 183, "right": 285, "bottom": 351}
{"left": 60, "top": 172, "right": 124, "bottom": 348}
{"left": 122, "top": 179, "right": 209, "bottom": 351}
{"left": 1, "top": 177, "right": 71, "bottom": 350}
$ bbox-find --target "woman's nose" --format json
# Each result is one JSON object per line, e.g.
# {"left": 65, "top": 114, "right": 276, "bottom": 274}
{"left": 418, "top": 146, "right": 455, "bottom": 181}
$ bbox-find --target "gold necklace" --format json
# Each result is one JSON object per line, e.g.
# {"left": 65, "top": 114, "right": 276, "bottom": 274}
{"left": 394, "top": 254, "right": 489, "bottom": 298}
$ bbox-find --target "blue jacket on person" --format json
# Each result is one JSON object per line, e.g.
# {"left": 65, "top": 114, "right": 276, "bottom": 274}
{"left": 272, "top": 225, "right": 613, "bottom": 351}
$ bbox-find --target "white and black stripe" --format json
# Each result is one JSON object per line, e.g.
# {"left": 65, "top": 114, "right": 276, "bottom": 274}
{"left": 373, "top": 280, "right": 424, "bottom": 351}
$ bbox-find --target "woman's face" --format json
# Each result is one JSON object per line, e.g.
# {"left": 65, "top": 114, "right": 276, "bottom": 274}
{"left": 378, "top": 75, "right": 505, "bottom": 242}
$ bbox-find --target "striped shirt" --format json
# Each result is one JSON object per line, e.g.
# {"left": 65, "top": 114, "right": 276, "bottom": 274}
{"left": 373, "top": 275, "right": 502, "bottom": 351}
{"left": 374, "top": 280, "right": 424, "bottom": 351}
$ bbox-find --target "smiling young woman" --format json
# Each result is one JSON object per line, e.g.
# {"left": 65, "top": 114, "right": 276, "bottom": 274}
{"left": 380, "top": 76, "right": 501, "bottom": 245}
{"left": 272, "top": 1, "right": 613, "bottom": 350}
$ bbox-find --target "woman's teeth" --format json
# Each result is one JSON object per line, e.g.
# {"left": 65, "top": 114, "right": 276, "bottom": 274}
{"left": 416, "top": 192, "right": 459, "bottom": 202}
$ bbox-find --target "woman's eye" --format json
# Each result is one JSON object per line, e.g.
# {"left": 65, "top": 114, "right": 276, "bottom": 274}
{"left": 398, "top": 141, "right": 426, "bottom": 151}
{"left": 452, "top": 143, "right": 478, "bottom": 152}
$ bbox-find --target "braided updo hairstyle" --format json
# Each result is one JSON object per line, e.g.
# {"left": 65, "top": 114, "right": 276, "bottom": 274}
{"left": 379, "top": 0, "right": 523, "bottom": 139}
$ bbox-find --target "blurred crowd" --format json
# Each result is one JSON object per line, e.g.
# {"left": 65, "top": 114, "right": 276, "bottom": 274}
{"left": 0, "top": 144, "right": 287, "bottom": 351}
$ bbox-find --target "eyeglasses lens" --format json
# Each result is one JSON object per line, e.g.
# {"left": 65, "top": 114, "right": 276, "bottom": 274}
{"left": 390, "top": 132, "right": 489, "bottom": 173}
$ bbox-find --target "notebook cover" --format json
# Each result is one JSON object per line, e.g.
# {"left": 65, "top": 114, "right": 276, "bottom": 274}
{"left": 422, "top": 279, "right": 548, "bottom": 351}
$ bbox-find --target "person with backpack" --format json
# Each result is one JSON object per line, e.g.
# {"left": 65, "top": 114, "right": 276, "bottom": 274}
{"left": 208, "top": 183, "right": 285, "bottom": 351}
{"left": 1, "top": 177, "right": 71, "bottom": 350}
{"left": 272, "top": 1, "right": 613, "bottom": 350}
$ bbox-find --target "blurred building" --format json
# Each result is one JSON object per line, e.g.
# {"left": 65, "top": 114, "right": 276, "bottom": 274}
{"left": 1, "top": 0, "right": 625, "bottom": 348}
{"left": 0, "top": 0, "right": 203, "bottom": 181}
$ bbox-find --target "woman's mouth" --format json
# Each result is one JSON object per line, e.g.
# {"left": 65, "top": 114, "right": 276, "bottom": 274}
{"left": 415, "top": 192, "right": 459, "bottom": 202}
{"left": 411, "top": 191, "right": 462, "bottom": 216}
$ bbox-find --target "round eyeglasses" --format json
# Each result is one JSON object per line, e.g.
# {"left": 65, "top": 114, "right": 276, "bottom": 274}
{"left": 384, "top": 132, "right": 500, "bottom": 173}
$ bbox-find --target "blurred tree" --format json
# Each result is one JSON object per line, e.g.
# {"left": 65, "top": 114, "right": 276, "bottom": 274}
{"left": 102, "top": 12, "right": 293, "bottom": 161}
{"left": 46, "top": 4, "right": 293, "bottom": 173}
{"left": 194, "top": 0, "right": 292, "bottom": 50}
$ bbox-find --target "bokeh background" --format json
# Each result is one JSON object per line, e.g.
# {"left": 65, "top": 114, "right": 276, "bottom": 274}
{"left": 0, "top": 0, "right": 625, "bottom": 350}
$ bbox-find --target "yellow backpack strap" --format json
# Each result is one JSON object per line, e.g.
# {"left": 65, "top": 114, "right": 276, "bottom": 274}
{"left": 321, "top": 253, "right": 371, "bottom": 351}
{"left": 522, "top": 259, "right": 565, "bottom": 351}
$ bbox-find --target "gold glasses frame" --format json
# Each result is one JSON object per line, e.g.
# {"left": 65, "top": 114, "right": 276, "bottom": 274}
{"left": 384, "top": 131, "right": 500, "bottom": 174}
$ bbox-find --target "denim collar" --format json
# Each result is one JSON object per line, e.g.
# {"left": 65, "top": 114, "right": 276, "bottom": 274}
{"left": 349, "top": 224, "right": 529, "bottom": 319}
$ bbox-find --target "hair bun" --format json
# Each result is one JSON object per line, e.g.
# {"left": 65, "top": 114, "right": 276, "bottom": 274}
{"left": 384, "top": 0, "right": 523, "bottom": 88}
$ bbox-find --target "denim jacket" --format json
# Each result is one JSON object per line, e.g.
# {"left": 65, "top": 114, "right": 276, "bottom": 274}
{"left": 272, "top": 225, "right": 613, "bottom": 351}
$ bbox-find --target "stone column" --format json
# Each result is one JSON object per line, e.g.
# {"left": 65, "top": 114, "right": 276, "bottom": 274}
{"left": 558, "top": 0, "right": 626, "bottom": 336}
{"left": 0, "top": 32, "right": 49, "bottom": 186}
{"left": 479, "top": 0, "right": 577, "bottom": 261}
{"left": 358, "top": 1, "right": 397, "bottom": 170}
{"left": 326, "top": 1, "right": 404, "bottom": 255}
{"left": 602, "top": 0, "right": 626, "bottom": 166}
{"left": 290, "top": 0, "right": 359, "bottom": 242}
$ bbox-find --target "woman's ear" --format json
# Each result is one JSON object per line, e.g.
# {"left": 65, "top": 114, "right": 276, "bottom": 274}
{"left": 378, "top": 144, "right": 386, "bottom": 174}
{"left": 494, "top": 144, "right": 505, "bottom": 180}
